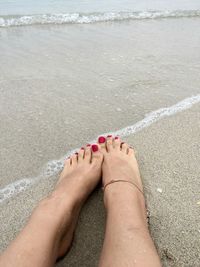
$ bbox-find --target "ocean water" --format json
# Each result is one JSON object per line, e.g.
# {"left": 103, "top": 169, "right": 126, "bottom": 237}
{"left": 0, "top": 0, "right": 200, "bottom": 26}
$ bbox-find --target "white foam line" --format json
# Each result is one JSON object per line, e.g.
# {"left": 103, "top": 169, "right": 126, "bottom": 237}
{"left": 1, "top": 10, "right": 200, "bottom": 27}
{"left": 114, "top": 94, "right": 200, "bottom": 137}
{"left": 1, "top": 94, "right": 200, "bottom": 204}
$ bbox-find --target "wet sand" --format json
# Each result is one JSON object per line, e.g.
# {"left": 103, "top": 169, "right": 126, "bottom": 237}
{"left": 0, "top": 18, "right": 200, "bottom": 266}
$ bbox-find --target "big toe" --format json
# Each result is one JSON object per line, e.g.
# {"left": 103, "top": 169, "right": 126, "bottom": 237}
{"left": 98, "top": 136, "right": 106, "bottom": 153}
{"left": 91, "top": 144, "right": 103, "bottom": 166}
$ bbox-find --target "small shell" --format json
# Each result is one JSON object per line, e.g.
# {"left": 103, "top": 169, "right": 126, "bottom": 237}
{"left": 157, "top": 188, "right": 163, "bottom": 193}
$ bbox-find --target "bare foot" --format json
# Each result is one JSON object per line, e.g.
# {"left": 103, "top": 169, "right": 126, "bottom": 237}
{"left": 0, "top": 144, "right": 103, "bottom": 267}
{"left": 97, "top": 136, "right": 161, "bottom": 267}
{"left": 49, "top": 144, "right": 103, "bottom": 259}
{"left": 97, "top": 135, "right": 147, "bottom": 223}
{"left": 98, "top": 135, "right": 143, "bottom": 194}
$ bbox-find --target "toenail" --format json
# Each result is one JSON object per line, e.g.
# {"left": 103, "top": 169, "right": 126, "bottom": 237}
{"left": 98, "top": 136, "right": 106, "bottom": 143}
{"left": 75, "top": 152, "right": 78, "bottom": 155}
{"left": 87, "top": 144, "right": 91, "bottom": 147}
{"left": 81, "top": 147, "right": 85, "bottom": 150}
{"left": 107, "top": 135, "right": 112, "bottom": 138}
{"left": 91, "top": 144, "right": 99, "bottom": 152}
{"left": 115, "top": 136, "right": 119, "bottom": 140}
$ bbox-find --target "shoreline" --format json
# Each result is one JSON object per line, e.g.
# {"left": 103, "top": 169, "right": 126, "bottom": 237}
{"left": 1, "top": 93, "right": 200, "bottom": 204}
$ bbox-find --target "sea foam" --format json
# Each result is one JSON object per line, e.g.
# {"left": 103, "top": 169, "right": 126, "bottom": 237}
{"left": 1, "top": 94, "right": 200, "bottom": 204}
{"left": 0, "top": 10, "right": 200, "bottom": 27}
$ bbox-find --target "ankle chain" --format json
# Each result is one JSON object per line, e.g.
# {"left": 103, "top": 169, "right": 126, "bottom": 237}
{"left": 102, "top": 179, "right": 144, "bottom": 196}
{"left": 102, "top": 179, "right": 150, "bottom": 224}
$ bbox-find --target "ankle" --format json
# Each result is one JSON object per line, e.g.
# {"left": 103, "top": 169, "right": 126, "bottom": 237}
{"left": 103, "top": 183, "right": 148, "bottom": 228}
{"left": 35, "top": 191, "right": 80, "bottom": 227}
{"left": 104, "top": 181, "right": 144, "bottom": 204}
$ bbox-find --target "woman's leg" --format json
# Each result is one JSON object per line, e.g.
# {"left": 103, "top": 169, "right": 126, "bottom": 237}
{"left": 98, "top": 136, "right": 161, "bottom": 267}
{"left": 0, "top": 144, "right": 103, "bottom": 267}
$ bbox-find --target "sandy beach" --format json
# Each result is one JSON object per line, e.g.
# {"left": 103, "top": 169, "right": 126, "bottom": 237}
{"left": 1, "top": 103, "right": 200, "bottom": 266}
{"left": 0, "top": 12, "right": 200, "bottom": 267}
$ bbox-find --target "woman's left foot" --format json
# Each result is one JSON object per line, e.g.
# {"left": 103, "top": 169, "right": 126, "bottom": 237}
{"left": 42, "top": 144, "right": 103, "bottom": 259}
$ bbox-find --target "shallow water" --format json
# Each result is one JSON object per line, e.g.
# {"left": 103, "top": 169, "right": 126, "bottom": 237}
{"left": 1, "top": 0, "right": 200, "bottom": 15}
{"left": 0, "top": 0, "right": 200, "bottom": 27}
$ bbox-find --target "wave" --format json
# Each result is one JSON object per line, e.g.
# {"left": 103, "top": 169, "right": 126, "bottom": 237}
{"left": 0, "top": 10, "right": 200, "bottom": 27}
{"left": 1, "top": 94, "right": 200, "bottom": 203}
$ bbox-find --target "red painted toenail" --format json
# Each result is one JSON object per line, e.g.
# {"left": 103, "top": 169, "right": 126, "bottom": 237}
{"left": 107, "top": 135, "right": 112, "bottom": 138}
{"left": 91, "top": 144, "right": 98, "bottom": 152}
{"left": 115, "top": 136, "right": 119, "bottom": 140}
{"left": 75, "top": 152, "right": 78, "bottom": 155}
{"left": 87, "top": 144, "right": 91, "bottom": 147}
{"left": 81, "top": 147, "right": 84, "bottom": 150}
{"left": 98, "top": 136, "right": 106, "bottom": 143}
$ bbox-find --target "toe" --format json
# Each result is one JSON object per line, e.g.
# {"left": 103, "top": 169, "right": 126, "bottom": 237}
{"left": 113, "top": 136, "right": 120, "bottom": 150}
{"left": 121, "top": 142, "right": 129, "bottom": 154}
{"left": 71, "top": 153, "right": 78, "bottom": 165}
{"left": 128, "top": 146, "right": 135, "bottom": 156}
{"left": 78, "top": 147, "right": 85, "bottom": 162}
{"left": 91, "top": 144, "right": 103, "bottom": 165}
{"left": 85, "top": 144, "right": 92, "bottom": 162}
{"left": 98, "top": 136, "right": 106, "bottom": 152}
{"left": 64, "top": 157, "right": 71, "bottom": 167}
{"left": 106, "top": 135, "right": 114, "bottom": 152}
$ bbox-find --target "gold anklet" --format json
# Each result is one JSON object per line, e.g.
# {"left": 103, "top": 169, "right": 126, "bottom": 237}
{"left": 103, "top": 180, "right": 150, "bottom": 224}
{"left": 102, "top": 179, "right": 144, "bottom": 197}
